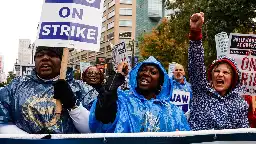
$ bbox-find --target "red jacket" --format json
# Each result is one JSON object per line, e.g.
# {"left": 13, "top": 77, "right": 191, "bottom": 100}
{"left": 243, "top": 95, "right": 256, "bottom": 128}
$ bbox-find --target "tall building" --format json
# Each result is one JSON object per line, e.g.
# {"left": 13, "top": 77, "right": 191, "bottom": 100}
{"left": 68, "top": 0, "right": 136, "bottom": 69}
{"left": 18, "top": 39, "right": 32, "bottom": 65}
{"left": 68, "top": 0, "right": 171, "bottom": 72}
{"left": 136, "top": 0, "right": 172, "bottom": 40}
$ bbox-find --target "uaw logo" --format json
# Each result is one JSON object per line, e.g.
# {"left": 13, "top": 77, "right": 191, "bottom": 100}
{"left": 22, "top": 95, "right": 61, "bottom": 129}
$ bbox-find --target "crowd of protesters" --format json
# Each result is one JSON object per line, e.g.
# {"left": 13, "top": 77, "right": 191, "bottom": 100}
{"left": 0, "top": 12, "right": 252, "bottom": 134}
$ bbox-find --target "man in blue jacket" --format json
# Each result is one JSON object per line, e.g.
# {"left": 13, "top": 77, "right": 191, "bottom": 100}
{"left": 169, "top": 63, "right": 192, "bottom": 118}
{"left": 0, "top": 46, "right": 91, "bottom": 134}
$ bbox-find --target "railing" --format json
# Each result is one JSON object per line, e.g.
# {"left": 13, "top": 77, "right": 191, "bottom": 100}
{"left": 2, "top": 128, "right": 256, "bottom": 144}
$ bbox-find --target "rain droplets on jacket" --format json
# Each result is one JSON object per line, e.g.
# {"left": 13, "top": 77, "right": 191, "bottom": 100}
{"left": 0, "top": 68, "right": 91, "bottom": 133}
{"left": 89, "top": 56, "right": 190, "bottom": 133}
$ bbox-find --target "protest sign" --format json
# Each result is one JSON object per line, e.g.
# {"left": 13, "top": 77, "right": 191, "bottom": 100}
{"left": 170, "top": 89, "right": 191, "bottom": 113}
{"left": 215, "top": 32, "right": 229, "bottom": 58}
{"left": 36, "top": 0, "right": 104, "bottom": 51}
{"left": 21, "top": 65, "right": 35, "bottom": 76}
{"left": 228, "top": 33, "right": 256, "bottom": 95}
{"left": 168, "top": 62, "right": 176, "bottom": 77}
{"left": 112, "top": 42, "right": 131, "bottom": 70}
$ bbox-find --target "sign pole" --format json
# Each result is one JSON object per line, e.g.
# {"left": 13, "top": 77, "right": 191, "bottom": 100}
{"left": 55, "top": 48, "right": 69, "bottom": 114}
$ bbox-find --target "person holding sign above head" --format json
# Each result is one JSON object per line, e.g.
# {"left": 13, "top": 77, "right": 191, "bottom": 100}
{"left": 89, "top": 56, "right": 190, "bottom": 133}
{"left": 188, "top": 12, "right": 249, "bottom": 130}
{"left": 169, "top": 63, "right": 192, "bottom": 119}
{"left": 0, "top": 46, "right": 91, "bottom": 134}
{"left": 81, "top": 66, "right": 105, "bottom": 110}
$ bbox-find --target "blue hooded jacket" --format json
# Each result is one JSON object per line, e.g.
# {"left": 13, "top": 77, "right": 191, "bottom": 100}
{"left": 89, "top": 56, "right": 190, "bottom": 133}
{"left": 0, "top": 68, "right": 91, "bottom": 134}
{"left": 169, "top": 76, "right": 192, "bottom": 114}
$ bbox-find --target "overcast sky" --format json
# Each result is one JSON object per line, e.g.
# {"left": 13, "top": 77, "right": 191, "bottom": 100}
{"left": 0, "top": 0, "right": 43, "bottom": 74}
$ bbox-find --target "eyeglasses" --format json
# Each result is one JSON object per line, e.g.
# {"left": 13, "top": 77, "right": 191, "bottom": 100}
{"left": 86, "top": 71, "right": 100, "bottom": 77}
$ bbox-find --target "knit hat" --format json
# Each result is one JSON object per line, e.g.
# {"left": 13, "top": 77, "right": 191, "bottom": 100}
{"left": 34, "top": 46, "right": 64, "bottom": 59}
{"left": 207, "top": 57, "right": 240, "bottom": 90}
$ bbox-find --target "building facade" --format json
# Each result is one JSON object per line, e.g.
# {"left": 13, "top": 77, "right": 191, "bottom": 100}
{"left": 18, "top": 39, "right": 32, "bottom": 65}
{"left": 68, "top": 0, "right": 136, "bottom": 68}
{"left": 68, "top": 0, "right": 170, "bottom": 73}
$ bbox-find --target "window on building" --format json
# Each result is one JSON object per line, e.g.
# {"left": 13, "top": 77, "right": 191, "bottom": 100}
{"left": 102, "top": 15, "right": 107, "bottom": 22}
{"left": 119, "top": 31, "right": 132, "bottom": 39}
{"left": 103, "top": 5, "right": 107, "bottom": 12}
{"left": 108, "top": 0, "right": 115, "bottom": 8}
{"left": 119, "top": 8, "right": 132, "bottom": 16}
{"left": 107, "top": 32, "right": 114, "bottom": 40}
{"left": 120, "top": 0, "right": 132, "bottom": 4}
{"left": 107, "top": 21, "right": 115, "bottom": 29}
{"left": 119, "top": 20, "right": 132, "bottom": 27}
{"left": 108, "top": 9, "right": 115, "bottom": 19}
{"left": 102, "top": 26, "right": 106, "bottom": 32}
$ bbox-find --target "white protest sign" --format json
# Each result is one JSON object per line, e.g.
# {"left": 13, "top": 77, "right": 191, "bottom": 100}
{"left": 168, "top": 62, "right": 176, "bottom": 77}
{"left": 170, "top": 89, "right": 191, "bottom": 113}
{"left": 228, "top": 33, "right": 256, "bottom": 95}
{"left": 112, "top": 42, "right": 131, "bottom": 70}
{"left": 215, "top": 32, "right": 229, "bottom": 58}
{"left": 36, "top": 0, "right": 104, "bottom": 51}
{"left": 21, "top": 65, "right": 35, "bottom": 76}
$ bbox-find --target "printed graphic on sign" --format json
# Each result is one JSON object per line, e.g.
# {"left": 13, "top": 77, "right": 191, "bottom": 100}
{"left": 168, "top": 63, "right": 176, "bottom": 77}
{"left": 228, "top": 33, "right": 256, "bottom": 95}
{"left": 112, "top": 42, "right": 131, "bottom": 70}
{"left": 22, "top": 66, "right": 35, "bottom": 76}
{"left": 36, "top": 0, "right": 104, "bottom": 51}
{"left": 215, "top": 32, "right": 229, "bottom": 58}
{"left": 170, "top": 90, "right": 190, "bottom": 113}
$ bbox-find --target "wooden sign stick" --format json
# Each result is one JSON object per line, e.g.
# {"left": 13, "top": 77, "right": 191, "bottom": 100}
{"left": 252, "top": 96, "right": 256, "bottom": 114}
{"left": 56, "top": 48, "right": 69, "bottom": 114}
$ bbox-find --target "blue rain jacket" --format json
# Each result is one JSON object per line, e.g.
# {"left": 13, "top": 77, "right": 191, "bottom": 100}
{"left": 169, "top": 76, "right": 192, "bottom": 114}
{"left": 0, "top": 68, "right": 91, "bottom": 133}
{"left": 89, "top": 56, "right": 190, "bottom": 133}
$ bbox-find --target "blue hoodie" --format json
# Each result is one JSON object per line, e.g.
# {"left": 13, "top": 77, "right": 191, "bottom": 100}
{"left": 169, "top": 76, "right": 192, "bottom": 114}
{"left": 89, "top": 56, "right": 190, "bottom": 133}
{"left": 0, "top": 68, "right": 91, "bottom": 133}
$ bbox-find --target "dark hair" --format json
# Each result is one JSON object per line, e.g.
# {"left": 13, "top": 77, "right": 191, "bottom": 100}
{"left": 136, "top": 63, "right": 164, "bottom": 95}
{"left": 82, "top": 66, "right": 104, "bottom": 84}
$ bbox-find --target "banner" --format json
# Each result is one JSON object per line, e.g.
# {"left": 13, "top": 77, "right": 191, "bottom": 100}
{"left": 36, "top": 0, "right": 104, "bottom": 51}
{"left": 1, "top": 128, "right": 256, "bottom": 144}
{"left": 228, "top": 33, "right": 256, "bottom": 95}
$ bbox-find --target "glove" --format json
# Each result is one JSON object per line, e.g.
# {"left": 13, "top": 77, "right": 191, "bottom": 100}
{"left": 53, "top": 79, "right": 76, "bottom": 109}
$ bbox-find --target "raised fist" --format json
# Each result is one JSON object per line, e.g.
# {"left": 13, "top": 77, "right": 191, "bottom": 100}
{"left": 190, "top": 12, "right": 204, "bottom": 30}
{"left": 117, "top": 62, "right": 129, "bottom": 76}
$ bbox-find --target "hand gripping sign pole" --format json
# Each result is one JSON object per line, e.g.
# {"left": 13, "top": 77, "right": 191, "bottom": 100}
{"left": 55, "top": 48, "right": 69, "bottom": 115}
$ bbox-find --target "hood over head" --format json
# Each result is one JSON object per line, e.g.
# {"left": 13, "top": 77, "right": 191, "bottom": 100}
{"left": 207, "top": 56, "right": 240, "bottom": 90}
{"left": 129, "top": 56, "right": 170, "bottom": 100}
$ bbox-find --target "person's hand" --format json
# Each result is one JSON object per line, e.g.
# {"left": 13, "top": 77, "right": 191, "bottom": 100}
{"left": 53, "top": 79, "right": 76, "bottom": 109}
{"left": 117, "top": 62, "right": 129, "bottom": 76}
{"left": 190, "top": 12, "right": 204, "bottom": 30}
